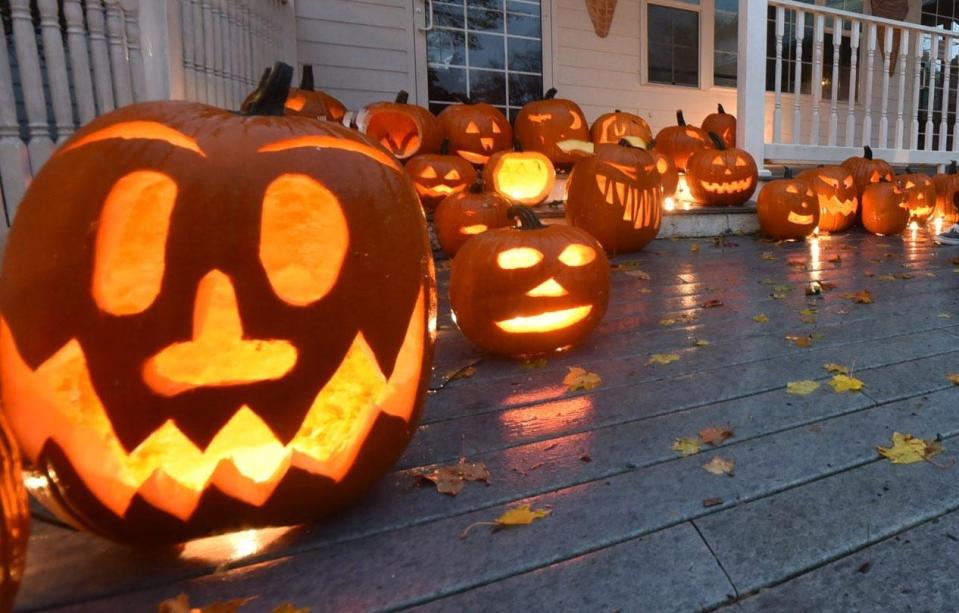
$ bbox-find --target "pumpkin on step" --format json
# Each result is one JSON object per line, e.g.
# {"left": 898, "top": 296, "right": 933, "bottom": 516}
{"left": 653, "top": 110, "right": 712, "bottom": 172}
{"left": 357, "top": 91, "right": 443, "bottom": 160}
{"left": 861, "top": 180, "right": 909, "bottom": 235}
{"left": 437, "top": 101, "right": 512, "bottom": 166}
{"left": 405, "top": 142, "right": 478, "bottom": 208}
{"left": 797, "top": 165, "right": 858, "bottom": 233}
{"left": 701, "top": 104, "right": 736, "bottom": 148}
{"left": 841, "top": 146, "right": 893, "bottom": 196}
{"left": 514, "top": 88, "right": 590, "bottom": 169}
{"left": 932, "top": 161, "right": 959, "bottom": 225}
{"left": 895, "top": 168, "right": 935, "bottom": 223}
{"left": 0, "top": 63, "right": 435, "bottom": 544}
{"left": 683, "top": 132, "right": 757, "bottom": 206}
{"left": 283, "top": 65, "right": 347, "bottom": 124}
{"left": 756, "top": 168, "right": 819, "bottom": 240}
{"left": 434, "top": 181, "right": 512, "bottom": 257}
{"left": 483, "top": 149, "right": 556, "bottom": 206}
{"left": 590, "top": 110, "right": 653, "bottom": 145}
{"left": 450, "top": 206, "right": 609, "bottom": 357}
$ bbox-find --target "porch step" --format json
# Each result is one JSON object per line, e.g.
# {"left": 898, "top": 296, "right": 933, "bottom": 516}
{"left": 536, "top": 202, "right": 759, "bottom": 238}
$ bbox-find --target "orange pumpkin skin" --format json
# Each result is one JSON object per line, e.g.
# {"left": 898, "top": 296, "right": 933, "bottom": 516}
{"left": 449, "top": 207, "right": 609, "bottom": 357}
{"left": 359, "top": 90, "right": 444, "bottom": 160}
{"left": 565, "top": 142, "right": 663, "bottom": 253}
{"left": 797, "top": 166, "right": 858, "bottom": 233}
{"left": 756, "top": 170, "right": 819, "bottom": 240}
{"left": 0, "top": 65, "right": 436, "bottom": 544}
{"left": 590, "top": 110, "right": 653, "bottom": 145}
{"left": 861, "top": 182, "right": 909, "bottom": 235}
{"left": 701, "top": 104, "right": 736, "bottom": 148}
{"left": 514, "top": 88, "right": 590, "bottom": 169}
{"left": 650, "top": 148, "right": 679, "bottom": 196}
{"left": 483, "top": 150, "right": 556, "bottom": 206}
{"left": 437, "top": 103, "right": 512, "bottom": 166}
{"left": 0, "top": 414, "right": 28, "bottom": 611}
{"left": 283, "top": 66, "right": 347, "bottom": 124}
{"left": 895, "top": 169, "right": 936, "bottom": 223}
{"left": 841, "top": 146, "right": 893, "bottom": 197}
{"left": 653, "top": 110, "right": 713, "bottom": 172}
{"left": 405, "top": 152, "right": 477, "bottom": 209}
{"left": 434, "top": 187, "right": 511, "bottom": 257}
{"left": 932, "top": 161, "right": 959, "bottom": 225}
{"left": 684, "top": 132, "right": 757, "bottom": 206}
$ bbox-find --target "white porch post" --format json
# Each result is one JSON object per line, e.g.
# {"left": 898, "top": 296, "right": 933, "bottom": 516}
{"left": 737, "top": 0, "right": 769, "bottom": 177}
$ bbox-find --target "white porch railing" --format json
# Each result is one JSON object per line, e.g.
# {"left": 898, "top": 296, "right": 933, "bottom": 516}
{"left": 0, "top": 0, "right": 295, "bottom": 235}
{"left": 738, "top": 0, "right": 959, "bottom": 170}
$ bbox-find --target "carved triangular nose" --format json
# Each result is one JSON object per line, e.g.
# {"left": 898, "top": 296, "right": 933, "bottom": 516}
{"left": 142, "top": 270, "right": 297, "bottom": 397}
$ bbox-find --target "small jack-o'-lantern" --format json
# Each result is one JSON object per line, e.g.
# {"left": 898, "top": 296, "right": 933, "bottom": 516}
{"left": 283, "top": 65, "right": 348, "bottom": 124}
{"left": 434, "top": 181, "right": 511, "bottom": 257}
{"left": 515, "top": 88, "right": 590, "bottom": 169}
{"left": 565, "top": 140, "right": 663, "bottom": 253}
{"left": 896, "top": 168, "right": 935, "bottom": 223}
{"left": 0, "top": 414, "right": 28, "bottom": 611}
{"left": 438, "top": 101, "right": 512, "bottom": 166}
{"left": 654, "top": 110, "right": 713, "bottom": 172}
{"left": 932, "top": 161, "right": 959, "bottom": 225}
{"left": 841, "top": 146, "right": 893, "bottom": 196}
{"left": 862, "top": 180, "right": 909, "bottom": 235}
{"left": 757, "top": 168, "right": 819, "bottom": 240}
{"left": 358, "top": 91, "right": 443, "bottom": 160}
{"left": 483, "top": 149, "right": 556, "bottom": 206}
{"left": 590, "top": 110, "right": 653, "bottom": 146}
{"left": 0, "top": 63, "right": 435, "bottom": 543}
{"left": 684, "top": 132, "right": 757, "bottom": 206}
{"left": 701, "top": 104, "right": 736, "bottom": 148}
{"left": 797, "top": 165, "right": 858, "bottom": 233}
{"left": 405, "top": 141, "right": 478, "bottom": 209}
{"left": 450, "top": 206, "right": 609, "bottom": 357}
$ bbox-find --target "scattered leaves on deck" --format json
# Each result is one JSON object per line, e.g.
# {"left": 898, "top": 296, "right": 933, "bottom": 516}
{"left": 786, "top": 334, "right": 813, "bottom": 348}
{"left": 760, "top": 251, "right": 776, "bottom": 261}
{"left": 702, "top": 456, "right": 735, "bottom": 476}
{"left": 672, "top": 438, "right": 701, "bottom": 456}
{"left": 753, "top": 314, "right": 769, "bottom": 323}
{"left": 564, "top": 367, "right": 602, "bottom": 392}
{"left": 413, "top": 458, "right": 490, "bottom": 496}
{"left": 946, "top": 373, "right": 959, "bottom": 385}
{"left": 648, "top": 353, "right": 680, "bottom": 365}
{"left": 460, "top": 504, "right": 552, "bottom": 539}
{"left": 701, "top": 299, "right": 724, "bottom": 309}
{"left": 616, "top": 261, "right": 650, "bottom": 279}
{"left": 786, "top": 380, "right": 820, "bottom": 395}
{"left": 694, "top": 339, "right": 711, "bottom": 347}
{"left": 699, "top": 426, "right": 735, "bottom": 445}
{"left": 521, "top": 357, "right": 548, "bottom": 370}
{"left": 158, "top": 594, "right": 256, "bottom": 613}
{"left": 829, "top": 374, "right": 864, "bottom": 393}
{"left": 877, "top": 432, "right": 943, "bottom": 465}
{"left": 824, "top": 362, "right": 850, "bottom": 375}
{"left": 844, "top": 289, "right": 874, "bottom": 304}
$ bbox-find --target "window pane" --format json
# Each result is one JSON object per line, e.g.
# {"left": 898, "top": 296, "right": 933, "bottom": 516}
{"left": 508, "top": 1, "right": 539, "bottom": 16}
{"left": 468, "top": 33, "right": 506, "bottom": 69}
{"left": 429, "top": 66, "right": 468, "bottom": 101}
{"left": 507, "top": 12, "right": 541, "bottom": 37}
{"left": 647, "top": 5, "right": 699, "bottom": 87}
{"left": 508, "top": 73, "right": 541, "bottom": 106}
{"left": 428, "top": 30, "right": 466, "bottom": 66}
{"left": 470, "top": 70, "right": 507, "bottom": 104}
{"left": 434, "top": 3, "right": 465, "bottom": 28}
{"left": 468, "top": 7, "right": 504, "bottom": 32}
{"left": 508, "top": 36, "right": 542, "bottom": 72}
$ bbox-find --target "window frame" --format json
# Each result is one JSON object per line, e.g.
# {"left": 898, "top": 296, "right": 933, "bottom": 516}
{"left": 641, "top": 0, "right": 710, "bottom": 89}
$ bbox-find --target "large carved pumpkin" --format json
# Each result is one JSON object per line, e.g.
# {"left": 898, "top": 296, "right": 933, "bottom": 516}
{"left": 684, "top": 132, "right": 757, "bottom": 206}
{"left": 653, "top": 110, "right": 712, "bottom": 172}
{"left": 514, "top": 88, "right": 590, "bottom": 169}
{"left": 0, "top": 64, "right": 435, "bottom": 544}
{"left": 283, "top": 65, "right": 347, "bottom": 124}
{"left": 483, "top": 150, "right": 556, "bottom": 206}
{"left": 862, "top": 181, "right": 909, "bottom": 235}
{"left": 357, "top": 91, "right": 443, "bottom": 160}
{"left": 648, "top": 141, "right": 679, "bottom": 197}
{"left": 896, "top": 168, "right": 935, "bottom": 224}
{"left": 434, "top": 182, "right": 511, "bottom": 257}
{"left": 797, "top": 165, "right": 858, "bottom": 233}
{"left": 841, "top": 146, "right": 893, "bottom": 197}
{"left": 932, "top": 161, "right": 959, "bottom": 225}
{"left": 756, "top": 168, "right": 819, "bottom": 240}
{"left": 0, "top": 414, "right": 28, "bottom": 611}
{"left": 405, "top": 143, "right": 478, "bottom": 209}
{"left": 590, "top": 110, "right": 653, "bottom": 145}
{"left": 565, "top": 140, "right": 663, "bottom": 253}
{"left": 437, "top": 101, "right": 512, "bottom": 166}
{"left": 450, "top": 206, "right": 609, "bottom": 357}
{"left": 701, "top": 104, "right": 736, "bottom": 148}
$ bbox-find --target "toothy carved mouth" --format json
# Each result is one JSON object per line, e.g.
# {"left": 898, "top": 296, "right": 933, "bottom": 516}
{"left": 460, "top": 224, "right": 488, "bottom": 235}
{"left": 594, "top": 176, "right": 662, "bottom": 229}
{"left": 700, "top": 178, "right": 753, "bottom": 194}
{"left": 495, "top": 305, "right": 592, "bottom": 333}
{"left": 787, "top": 211, "right": 815, "bottom": 225}
{"left": 480, "top": 138, "right": 494, "bottom": 152}
{"left": 821, "top": 196, "right": 857, "bottom": 217}
{"left": 415, "top": 184, "right": 456, "bottom": 197}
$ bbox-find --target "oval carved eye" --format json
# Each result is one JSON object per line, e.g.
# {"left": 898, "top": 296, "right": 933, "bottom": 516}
{"left": 656, "top": 158, "right": 669, "bottom": 173}
{"left": 466, "top": 121, "right": 480, "bottom": 134}
{"left": 497, "top": 247, "right": 543, "bottom": 269}
{"left": 93, "top": 170, "right": 177, "bottom": 316}
{"left": 260, "top": 174, "right": 349, "bottom": 306}
{"left": 558, "top": 244, "right": 597, "bottom": 267}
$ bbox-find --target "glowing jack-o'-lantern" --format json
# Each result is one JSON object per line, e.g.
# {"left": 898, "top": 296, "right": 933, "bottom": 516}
{"left": 450, "top": 206, "right": 609, "bottom": 357}
{"left": 757, "top": 168, "right": 820, "bottom": 240}
{"left": 684, "top": 132, "right": 757, "bottom": 206}
{"left": 404, "top": 142, "right": 478, "bottom": 209}
{"left": 283, "top": 65, "right": 347, "bottom": 124}
{"left": 434, "top": 181, "right": 511, "bottom": 257}
{"left": 358, "top": 91, "right": 443, "bottom": 160}
{"left": 0, "top": 63, "right": 435, "bottom": 543}
{"left": 653, "top": 110, "right": 713, "bottom": 172}
{"left": 565, "top": 140, "right": 663, "bottom": 253}
{"left": 590, "top": 110, "right": 653, "bottom": 146}
{"left": 797, "top": 165, "right": 859, "bottom": 233}
{"left": 0, "top": 414, "right": 28, "bottom": 611}
{"left": 896, "top": 168, "right": 935, "bottom": 223}
{"left": 647, "top": 141, "right": 679, "bottom": 197}
{"left": 841, "top": 146, "right": 893, "bottom": 197}
{"left": 862, "top": 180, "right": 909, "bottom": 235}
{"left": 932, "top": 161, "right": 959, "bottom": 225}
{"left": 438, "top": 101, "right": 512, "bottom": 166}
{"left": 483, "top": 150, "right": 556, "bottom": 206}
{"left": 515, "top": 88, "right": 590, "bottom": 169}
{"left": 701, "top": 104, "right": 736, "bottom": 148}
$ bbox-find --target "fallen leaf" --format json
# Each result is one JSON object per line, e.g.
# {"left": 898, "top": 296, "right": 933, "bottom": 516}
{"left": 947, "top": 374, "right": 959, "bottom": 385}
{"left": 828, "top": 254, "right": 842, "bottom": 264}
{"left": 786, "top": 380, "right": 820, "bottom": 395}
{"left": 799, "top": 308, "right": 817, "bottom": 316}
{"left": 648, "top": 353, "right": 680, "bottom": 365}
{"left": 691, "top": 243, "right": 701, "bottom": 253}
{"left": 460, "top": 504, "right": 552, "bottom": 539}
{"left": 829, "top": 374, "right": 864, "bottom": 393}
{"left": 857, "top": 561, "right": 872, "bottom": 574}
{"left": 877, "top": 432, "right": 943, "bottom": 465}
{"left": 703, "top": 456, "right": 735, "bottom": 476}
{"left": 694, "top": 339, "right": 711, "bottom": 347}
{"left": 760, "top": 251, "right": 776, "bottom": 261}
{"left": 939, "top": 313, "right": 952, "bottom": 319}
{"left": 672, "top": 437, "right": 701, "bottom": 456}
{"left": 617, "top": 261, "right": 650, "bottom": 279}
{"left": 753, "top": 314, "right": 769, "bottom": 323}
{"left": 800, "top": 314, "right": 818, "bottom": 324}
{"left": 702, "top": 497, "right": 724, "bottom": 507}
{"left": 951, "top": 256, "right": 959, "bottom": 265}
{"left": 447, "top": 365, "right": 477, "bottom": 381}
{"left": 823, "top": 362, "right": 850, "bottom": 375}
{"left": 413, "top": 458, "right": 490, "bottom": 496}
{"left": 272, "top": 605, "right": 310, "bottom": 613}
{"left": 786, "top": 334, "right": 813, "bottom": 348}
{"left": 639, "top": 288, "right": 653, "bottom": 294}
{"left": 820, "top": 281, "right": 837, "bottom": 291}
{"left": 701, "top": 299, "right": 724, "bottom": 309}
{"left": 844, "top": 290, "right": 874, "bottom": 304}
{"left": 521, "top": 357, "right": 548, "bottom": 370}
{"left": 878, "top": 274, "right": 897, "bottom": 281}
{"left": 659, "top": 318, "right": 677, "bottom": 327}
{"left": 699, "top": 425, "right": 734, "bottom": 445}
{"left": 158, "top": 595, "right": 255, "bottom": 613}
{"left": 564, "top": 367, "right": 602, "bottom": 392}
{"left": 863, "top": 271, "right": 876, "bottom": 277}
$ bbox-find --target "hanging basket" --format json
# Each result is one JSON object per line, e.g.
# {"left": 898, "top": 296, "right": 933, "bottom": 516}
{"left": 585, "top": 0, "right": 617, "bottom": 38}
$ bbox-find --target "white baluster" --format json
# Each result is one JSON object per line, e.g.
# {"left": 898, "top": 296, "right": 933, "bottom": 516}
{"left": 63, "top": 0, "right": 97, "bottom": 124}
{"left": 222, "top": 0, "right": 235, "bottom": 106}
{"left": 179, "top": 0, "right": 197, "bottom": 100}
{"left": 793, "top": 10, "right": 805, "bottom": 144}
{"left": 103, "top": 0, "right": 133, "bottom": 107}
{"left": 939, "top": 34, "right": 952, "bottom": 152}
{"left": 9, "top": 0, "right": 54, "bottom": 169}
{"left": 878, "top": 26, "right": 892, "bottom": 148}
{"left": 895, "top": 29, "right": 909, "bottom": 150}
{"left": 863, "top": 23, "right": 877, "bottom": 146}
{"left": 0, "top": 23, "right": 31, "bottom": 221}
{"left": 121, "top": 0, "right": 147, "bottom": 102}
{"left": 809, "top": 14, "right": 824, "bottom": 145}
{"left": 211, "top": 0, "right": 225, "bottom": 106}
{"left": 828, "top": 16, "right": 842, "bottom": 145}
{"left": 191, "top": 0, "right": 205, "bottom": 102}
{"left": 86, "top": 0, "right": 115, "bottom": 114}
{"left": 925, "top": 33, "right": 939, "bottom": 151}
{"left": 773, "top": 6, "right": 784, "bottom": 144}
{"left": 912, "top": 32, "right": 923, "bottom": 149}
{"left": 228, "top": 0, "right": 241, "bottom": 105}
{"left": 202, "top": 0, "right": 216, "bottom": 103}
{"left": 953, "top": 38, "right": 959, "bottom": 152}
{"left": 845, "top": 20, "right": 860, "bottom": 146}
{"left": 37, "top": 0, "right": 75, "bottom": 143}
{"left": 240, "top": 0, "right": 253, "bottom": 87}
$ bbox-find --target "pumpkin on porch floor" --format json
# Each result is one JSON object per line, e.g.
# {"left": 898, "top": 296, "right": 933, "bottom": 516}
{"left": 932, "top": 161, "right": 959, "bottom": 225}
{"left": 895, "top": 168, "right": 935, "bottom": 224}
{"left": 683, "top": 132, "right": 757, "bottom": 206}
{"left": 434, "top": 181, "right": 512, "bottom": 257}
{"left": 590, "top": 109, "right": 653, "bottom": 145}
{"left": 437, "top": 101, "right": 512, "bottom": 166}
{"left": 357, "top": 90, "right": 443, "bottom": 160}
{"left": 283, "top": 65, "right": 347, "bottom": 124}
{"left": 797, "top": 165, "right": 858, "bottom": 233}
{"left": 514, "top": 88, "right": 590, "bottom": 169}
{"left": 483, "top": 149, "right": 556, "bottom": 206}
{"left": 405, "top": 142, "right": 478, "bottom": 209}
{"left": 653, "top": 110, "right": 713, "bottom": 172}
{"left": 841, "top": 146, "right": 893, "bottom": 196}
{"left": 450, "top": 206, "right": 609, "bottom": 357}
{"left": 701, "top": 104, "right": 736, "bottom": 148}
{"left": 0, "top": 63, "right": 435, "bottom": 544}
{"left": 861, "top": 180, "right": 909, "bottom": 235}
{"left": 756, "top": 168, "right": 820, "bottom": 240}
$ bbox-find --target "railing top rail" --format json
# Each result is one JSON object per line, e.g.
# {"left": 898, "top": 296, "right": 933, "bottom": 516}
{"left": 769, "top": 0, "right": 957, "bottom": 38}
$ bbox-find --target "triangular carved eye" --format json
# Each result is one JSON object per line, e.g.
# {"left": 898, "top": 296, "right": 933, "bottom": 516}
{"left": 712, "top": 156, "right": 725, "bottom": 165}
{"left": 419, "top": 167, "right": 438, "bottom": 179}
{"left": 687, "top": 129, "right": 703, "bottom": 140}
{"left": 466, "top": 121, "right": 480, "bottom": 134}
{"left": 444, "top": 169, "right": 461, "bottom": 180}
{"left": 492, "top": 122, "right": 502, "bottom": 134}
{"left": 735, "top": 157, "right": 749, "bottom": 167}
{"left": 843, "top": 176, "right": 854, "bottom": 188}
{"left": 786, "top": 185, "right": 800, "bottom": 194}
{"left": 905, "top": 180, "right": 915, "bottom": 189}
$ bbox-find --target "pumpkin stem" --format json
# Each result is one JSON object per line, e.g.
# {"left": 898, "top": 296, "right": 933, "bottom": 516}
{"left": 470, "top": 177, "right": 485, "bottom": 194}
{"left": 440, "top": 138, "right": 450, "bottom": 155}
{"left": 707, "top": 131, "right": 726, "bottom": 150}
{"left": 240, "top": 61, "right": 292, "bottom": 116}
{"left": 648, "top": 138, "right": 656, "bottom": 149}
{"left": 863, "top": 145, "right": 873, "bottom": 160}
{"left": 395, "top": 90, "right": 410, "bottom": 104}
{"left": 717, "top": 103, "right": 726, "bottom": 114}
{"left": 904, "top": 165, "right": 913, "bottom": 174}
{"left": 676, "top": 110, "right": 686, "bottom": 126}
{"left": 950, "top": 160, "right": 957, "bottom": 175}
{"left": 783, "top": 166, "right": 793, "bottom": 179}
{"left": 615, "top": 108, "right": 621, "bottom": 113}
{"left": 300, "top": 65, "right": 315, "bottom": 91}
{"left": 508, "top": 205, "right": 546, "bottom": 230}
{"left": 513, "top": 138, "right": 523, "bottom": 152}
{"left": 239, "top": 67, "right": 273, "bottom": 113}
{"left": 544, "top": 87, "right": 558, "bottom": 100}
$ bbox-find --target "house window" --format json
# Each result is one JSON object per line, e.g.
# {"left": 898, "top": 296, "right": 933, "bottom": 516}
{"left": 647, "top": 1, "right": 700, "bottom": 87}
{"left": 426, "top": 0, "right": 543, "bottom": 120}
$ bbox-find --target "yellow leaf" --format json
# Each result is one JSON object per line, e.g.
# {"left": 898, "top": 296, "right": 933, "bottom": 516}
{"left": 947, "top": 374, "right": 959, "bottom": 385}
{"left": 799, "top": 308, "right": 817, "bottom": 316}
{"left": 753, "top": 314, "right": 769, "bottom": 323}
{"left": 823, "top": 362, "right": 850, "bottom": 375}
{"left": 648, "top": 353, "right": 680, "bottom": 365}
{"left": 158, "top": 594, "right": 255, "bottom": 613}
{"left": 877, "top": 432, "right": 942, "bottom": 465}
{"left": 694, "top": 339, "right": 711, "bottom": 347}
{"left": 617, "top": 261, "right": 650, "bottom": 279}
{"left": 460, "top": 504, "right": 552, "bottom": 539}
{"left": 829, "top": 374, "right": 864, "bottom": 393}
{"left": 659, "top": 318, "right": 677, "bottom": 327}
{"left": 702, "top": 456, "right": 735, "bottom": 476}
{"left": 844, "top": 289, "right": 874, "bottom": 304}
{"left": 786, "top": 380, "right": 820, "bottom": 395}
{"left": 564, "top": 367, "right": 602, "bottom": 392}
{"left": 521, "top": 357, "right": 548, "bottom": 370}
{"left": 786, "top": 334, "right": 813, "bottom": 348}
{"left": 672, "top": 437, "right": 701, "bottom": 456}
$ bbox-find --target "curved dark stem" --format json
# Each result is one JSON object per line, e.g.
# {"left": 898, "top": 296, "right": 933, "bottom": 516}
{"left": 863, "top": 145, "right": 874, "bottom": 160}
{"left": 648, "top": 138, "right": 656, "bottom": 149}
{"left": 300, "top": 65, "right": 315, "bottom": 91}
{"left": 395, "top": 90, "right": 410, "bottom": 104}
{"left": 508, "top": 205, "right": 546, "bottom": 230}
{"left": 470, "top": 177, "right": 485, "bottom": 194}
{"left": 544, "top": 87, "right": 558, "bottom": 100}
{"left": 783, "top": 166, "right": 793, "bottom": 179}
{"left": 950, "top": 160, "right": 957, "bottom": 175}
{"left": 240, "top": 62, "right": 292, "bottom": 116}
{"left": 440, "top": 138, "right": 450, "bottom": 155}
{"left": 904, "top": 165, "right": 914, "bottom": 174}
{"left": 676, "top": 110, "right": 686, "bottom": 126}
{"left": 513, "top": 138, "right": 523, "bottom": 152}
{"left": 707, "top": 131, "right": 726, "bottom": 150}
{"left": 717, "top": 103, "right": 726, "bottom": 114}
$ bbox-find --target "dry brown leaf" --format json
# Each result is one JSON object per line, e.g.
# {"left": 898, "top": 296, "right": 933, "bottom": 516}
{"left": 844, "top": 290, "right": 874, "bottom": 304}
{"left": 786, "top": 334, "right": 813, "bottom": 348}
{"left": 951, "top": 256, "right": 959, "bottom": 265}
{"left": 703, "top": 497, "right": 724, "bottom": 507}
{"left": 828, "top": 254, "right": 842, "bottom": 264}
{"left": 753, "top": 314, "right": 769, "bottom": 323}
{"left": 823, "top": 362, "right": 850, "bottom": 375}
{"left": 460, "top": 504, "right": 552, "bottom": 539}
{"left": 648, "top": 353, "right": 680, "bottom": 365}
{"left": 787, "top": 257, "right": 807, "bottom": 269}
{"left": 702, "top": 456, "right": 735, "bottom": 476}
{"left": 947, "top": 374, "right": 959, "bottom": 385}
{"left": 701, "top": 299, "right": 724, "bottom": 309}
{"left": 413, "top": 458, "right": 490, "bottom": 496}
{"left": 564, "top": 367, "right": 602, "bottom": 392}
{"left": 691, "top": 243, "right": 701, "bottom": 253}
{"left": 699, "top": 425, "right": 734, "bottom": 445}
{"left": 158, "top": 594, "right": 255, "bottom": 613}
